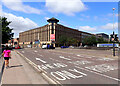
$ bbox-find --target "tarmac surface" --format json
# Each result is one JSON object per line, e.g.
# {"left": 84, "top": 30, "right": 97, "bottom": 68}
{"left": 16, "top": 48, "right": 119, "bottom": 85}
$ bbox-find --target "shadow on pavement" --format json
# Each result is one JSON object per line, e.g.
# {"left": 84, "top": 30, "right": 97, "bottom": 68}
{"left": 8, "top": 65, "right": 23, "bottom": 68}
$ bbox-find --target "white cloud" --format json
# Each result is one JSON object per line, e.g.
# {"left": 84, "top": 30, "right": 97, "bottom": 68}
{"left": 78, "top": 22, "right": 118, "bottom": 33}
{"left": 107, "top": 13, "right": 118, "bottom": 17}
{"left": 78, "top": 26, "right": 96, "bottom": 32}
{"left": 45, "top": 0, "right": 87, "bottom": 16}
{"left": 44, "top": 17, "right": 50, "bottom": 20}
{"left": 100, "top": 22, "right": 118, "bottom": 30}
{"left": 2, "top": 0, "right": 42, "bottom": 14}
{"left": 2, "top": 12, "right": 38, "bottom": 38}
{"left": 0, "top": 5, "right": 2, "bottom": 16}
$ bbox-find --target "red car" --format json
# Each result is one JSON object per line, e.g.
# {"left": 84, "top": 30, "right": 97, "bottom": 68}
{"left": 15, "top": 46, "right": 21, "bottom": 49}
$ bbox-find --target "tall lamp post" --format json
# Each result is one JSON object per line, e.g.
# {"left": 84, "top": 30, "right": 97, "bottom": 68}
{"left": 113, "top": 8, "right": 115, "bottom": 56}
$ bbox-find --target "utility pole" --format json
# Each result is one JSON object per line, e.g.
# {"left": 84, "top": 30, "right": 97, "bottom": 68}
{"left": 113, "top": 8, "right": 115, "bottom": 56}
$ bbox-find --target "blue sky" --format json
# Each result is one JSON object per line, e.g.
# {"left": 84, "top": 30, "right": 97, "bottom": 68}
{"left": 1, "top": 0, "right": 119, "bottom": 38}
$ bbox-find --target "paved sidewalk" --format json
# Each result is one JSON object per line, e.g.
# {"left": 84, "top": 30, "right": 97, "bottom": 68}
{"left": 1, "top": 51, "right": 48, "bottom": 84}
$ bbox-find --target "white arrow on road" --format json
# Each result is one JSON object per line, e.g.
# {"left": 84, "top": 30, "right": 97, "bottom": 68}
{"left": 36, "top": 58, "right": 47, "bottom": 63}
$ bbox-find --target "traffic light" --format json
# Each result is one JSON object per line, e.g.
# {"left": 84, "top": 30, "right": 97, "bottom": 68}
{"left": 114, "top": 34, "right": 118, "bottom": 41}
{"left": 110, "top": 34, "right": 114, "bottom": 41}
{"left": 110, "top": 34, "right": 114, "bottom": 38}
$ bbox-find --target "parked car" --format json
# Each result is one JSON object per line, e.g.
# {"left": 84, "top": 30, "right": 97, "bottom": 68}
{"left": 42, "top": 44, "right": 55, "bottom": 49}
{"left": 69, "top": 46, "right": 74, "bottom": 48}
{"left": 49, "top": 45, "right": 55, "bottom": 49}
{"left": 15, "top": 46, "right": 21, "bottom": 49}
{"left": 42, "top": 45, "right": 47, "bottom": 49}
{"left": 61, "top": 46, "right": 69, "bottom": 48}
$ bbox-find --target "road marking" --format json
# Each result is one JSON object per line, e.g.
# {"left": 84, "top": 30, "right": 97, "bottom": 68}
{"left": 21, "top": 51, "right": 25, "bottom": 53}
{"left": 38, "top": 54, "right": 43, "bottom": 57}
{"left": 36, "top": 58, "right": 47, "bottom": 63}
{"left": 75, "top": 66, "right": 120, "bottom": 82}
{"left": 68, "top": 60, "right": 92, "bottom": 65}
{"left": 59, "top": 56, "right": 71, "bottom": 60}
{"left": 96, "top": 58, "right": 115, "bottom": 61}
{"left": 85, "top": 64, "right": 118, "bottom": 73}
{"left": 50, "top": 69, "right": 87, "bottom": 81}
{"left": 77, "top": 55, "right": 80, "bottom": 56}
{"left": 77, "top": 55, "right": 84, "bottom": 57}
{"left": 86, "top": 57, "right": 92, "bottom": 58}
{"left": 50, "top": 58, "right": 61, "bottom": 62}
{"left": 34, "top": 50, "right": 38, "bottom": 52}
{"left": 38, "top": 63, "right": 67, "bottom": 70}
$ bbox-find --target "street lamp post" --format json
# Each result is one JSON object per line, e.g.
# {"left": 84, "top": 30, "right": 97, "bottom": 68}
{"left": 113, "top": 8, "right": 115, "bottom": 56}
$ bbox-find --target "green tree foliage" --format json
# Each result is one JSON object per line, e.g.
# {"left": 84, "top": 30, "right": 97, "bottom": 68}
{"left": 83, "top": 36, "right": 109, "bottom": 46}
{"left": 58, "top": 36, "right": 79, "bottom": 46}
{"left": 97, "top": 37, "right": 108, "bottom": 43}
{"left": 1, "top": 17, "right": 14, "bottom": 44}
{"left": 58, "top": 36, "right": 68, "bottom": 46}
{"left": 82, "top": 35, "right": 97, "bottom": 46}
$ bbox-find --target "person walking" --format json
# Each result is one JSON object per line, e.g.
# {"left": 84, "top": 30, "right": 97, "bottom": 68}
{"left": 2, "top": 45, "right": 11, "bottom": 69}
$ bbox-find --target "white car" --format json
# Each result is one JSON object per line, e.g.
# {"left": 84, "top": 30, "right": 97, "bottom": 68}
{"left": 69, "top": 46, "right": 74, "bottom": 48}
{"left": 42, "top": 45, "right": 47, "bottom": 49}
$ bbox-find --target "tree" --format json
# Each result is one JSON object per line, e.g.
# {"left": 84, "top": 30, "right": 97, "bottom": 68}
{"left": 58, "top": 36, "right": 79, "bottom": 46}
{"left": 82, "top": 36, "right": 97, "bottom": 46}
{"left": 97, "top": 37, "right": 108, "bottom": 43}
{"left": 1, "top": 17, "right": 14, "bottom": 44}
{"left": 58, "top": 35, "right": 68, "bottom": 46}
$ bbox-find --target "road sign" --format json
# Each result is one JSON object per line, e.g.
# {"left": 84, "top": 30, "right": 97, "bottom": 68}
{"left": 50, "top": 34, "right": 55, "bottom": 41}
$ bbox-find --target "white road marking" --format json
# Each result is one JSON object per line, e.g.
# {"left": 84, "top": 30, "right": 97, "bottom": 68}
{"left": 85, "top": 64, "right": 118, "bottom": 73}
{"left": 36, "top": 58, "right": 47, "bottom": 63}
{"left": 77, "top": 55, "right": 80, "bottom": 56}
{"left": 38, "top": 63, "right": 67, "bottom": 70}
{"left": 59, "top": 56, "right": 71, "bottom": 60}
{"left": 68, "top": 60, "right": 92, "bottom": 65}
{"left": 50, "top": 58, "right": 61, "bottom": 62}
{"left": 50, "top": 69, "right": 87, "bottom": 81}
{"left": 86, "top": 57, "right": 92, "bottom": 58}
{"left": 70, "top": 57, "right": 81, "bottom": 60}
{"left": 96, "top": 58, "right": 115, "bottom": 61}
{"left": 21, "top": 51, "right": 25, "bottom": 53}
{"left": 77, "top": 55, "right": 84, "bottom": 57}
{"left": 34, "top": 50, "right": 38, "bottom": 52}
{"left": 38, "top": 54, "right": 43, "bottom": 57}
{"left": 75, "top": 66, "right": 120, "bottom": 82}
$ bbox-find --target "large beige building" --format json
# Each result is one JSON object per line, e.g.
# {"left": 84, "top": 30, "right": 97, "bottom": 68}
{"left": 19, "top": 17, "right": 94, "bottom": 47}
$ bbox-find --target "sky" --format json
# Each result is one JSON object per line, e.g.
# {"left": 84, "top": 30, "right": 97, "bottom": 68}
{"left": 0, "top": 0, "right": 119, "bottom": 38}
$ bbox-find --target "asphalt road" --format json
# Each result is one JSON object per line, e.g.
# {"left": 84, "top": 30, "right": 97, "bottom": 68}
{"left": 16, "top": 48, "right": 119, "bottom": 85}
